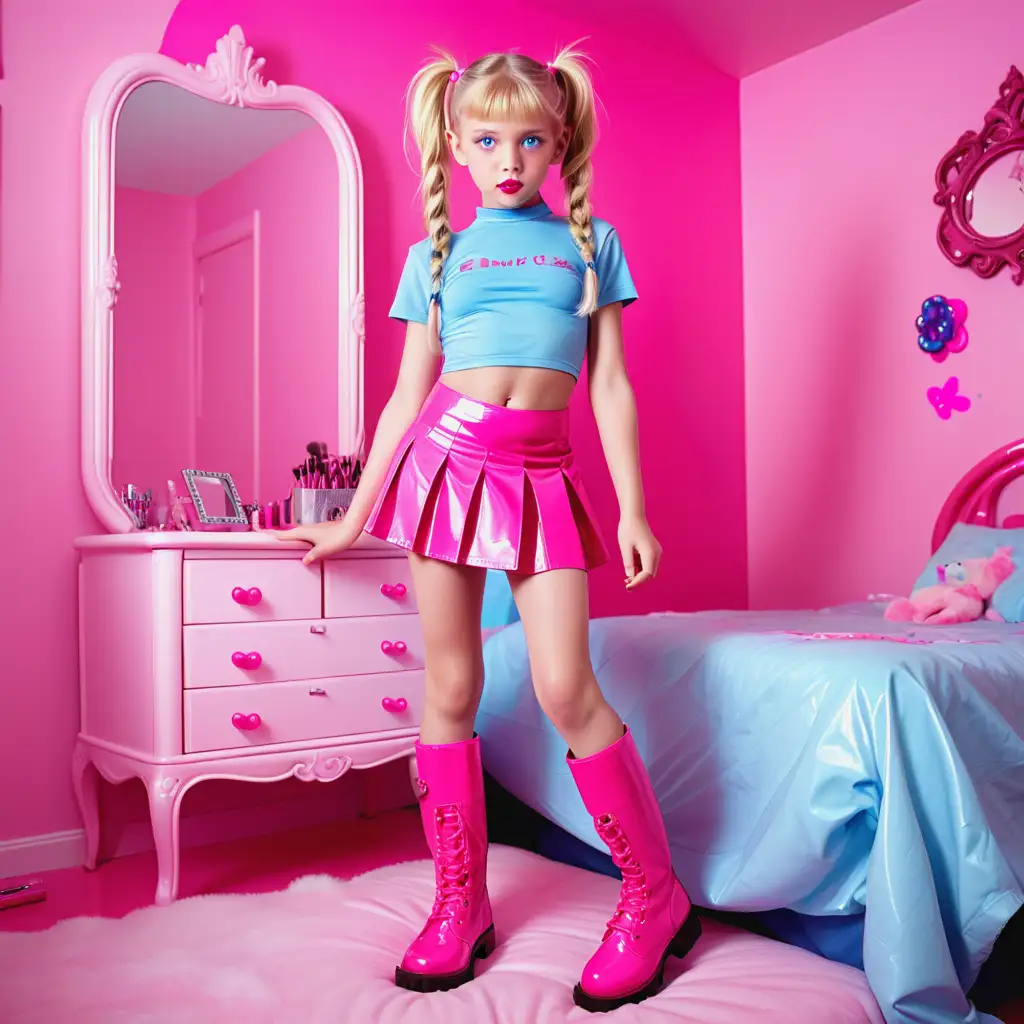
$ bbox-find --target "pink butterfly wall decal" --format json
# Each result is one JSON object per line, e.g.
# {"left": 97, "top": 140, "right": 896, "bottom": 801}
{"left": 927, "top": 376, "right": 971, "bottom": 419}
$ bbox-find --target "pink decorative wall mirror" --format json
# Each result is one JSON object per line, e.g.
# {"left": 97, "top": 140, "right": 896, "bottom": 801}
{"left": 81, "top": 26, "right": 365, "bottom": 532}
{"left": 935, "top": 66, "right": 1024, "bottom": 284}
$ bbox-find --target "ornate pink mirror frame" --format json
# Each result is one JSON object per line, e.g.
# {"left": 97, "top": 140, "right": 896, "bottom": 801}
{"left": 935, "top": 66, "right": 1024, "bottom": 284}
{"left": 81, "top": 25, "right": 365, "bottom": 532}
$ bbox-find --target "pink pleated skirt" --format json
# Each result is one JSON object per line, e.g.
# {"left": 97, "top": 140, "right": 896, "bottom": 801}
{"left": 364, "top": 382, "right": 608, "bottom": 574}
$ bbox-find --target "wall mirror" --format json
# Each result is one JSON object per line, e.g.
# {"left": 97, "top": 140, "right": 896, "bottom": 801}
{"left": 82, "top": 25, "right": 364, "bottom": 532}
{"left": 935, "top": 65, "right": 1024, "bottom": 285}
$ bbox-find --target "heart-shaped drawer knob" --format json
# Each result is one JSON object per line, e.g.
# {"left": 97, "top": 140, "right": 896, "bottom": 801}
{"left": 231, "top": 651, "right": 263, "bottom": 670}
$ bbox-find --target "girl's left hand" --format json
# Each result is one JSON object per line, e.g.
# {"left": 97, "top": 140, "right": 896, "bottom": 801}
{"left": 618, "top": 515, "right": 662, "bottom": 589}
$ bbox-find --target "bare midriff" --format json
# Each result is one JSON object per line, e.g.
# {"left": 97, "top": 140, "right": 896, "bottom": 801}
{"left": 440, "top": 365, "right": 576, "bottom": 411}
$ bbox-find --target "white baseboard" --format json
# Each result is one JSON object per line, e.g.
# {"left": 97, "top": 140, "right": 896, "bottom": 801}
{"left": 0, "top": 763, "right": 416, "bottom": 878}
{"left": 0, "top": 793, "right": 353, "bottom": 877}
{"left": 0, "top": 829, "right": 87, "bottom": 877}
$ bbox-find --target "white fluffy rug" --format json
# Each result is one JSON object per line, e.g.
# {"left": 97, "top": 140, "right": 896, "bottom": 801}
{"left": 0, "top": 845, "right": 882, "bottom": 1023}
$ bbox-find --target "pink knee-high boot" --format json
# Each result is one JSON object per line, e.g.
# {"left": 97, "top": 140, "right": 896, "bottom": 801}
{"left": 567, "top": 725, "right": 701, "bottom": 1012}
{"left": 394, "top": 735, "right": 495, "bottom": 992}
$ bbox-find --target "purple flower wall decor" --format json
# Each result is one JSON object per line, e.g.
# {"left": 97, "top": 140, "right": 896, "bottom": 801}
{"left": 916, "top": 295, "right": 969, "bottom": 362}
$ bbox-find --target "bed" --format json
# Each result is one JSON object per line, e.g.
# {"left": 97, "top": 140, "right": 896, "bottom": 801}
{"left": 476, "top": 439, "right": 1024, "bottom": 1024}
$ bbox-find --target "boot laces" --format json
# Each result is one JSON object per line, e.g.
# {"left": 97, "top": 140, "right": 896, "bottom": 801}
{"left": 595, "top": 813, "right": 648, "bottom": 940}
{"left": 430, "top": 805, "right": 471, "bottom": 920}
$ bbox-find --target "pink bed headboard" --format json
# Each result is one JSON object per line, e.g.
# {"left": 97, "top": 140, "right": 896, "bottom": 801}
{"left": 932, "top": 438, "right": 1024, "bottom": 552}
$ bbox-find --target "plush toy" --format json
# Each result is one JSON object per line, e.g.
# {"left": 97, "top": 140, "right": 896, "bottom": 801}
{"left": 885, "top": 547, "right": 1016, "bottom": 625}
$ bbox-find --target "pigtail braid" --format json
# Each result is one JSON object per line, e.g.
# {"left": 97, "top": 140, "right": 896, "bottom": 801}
{"left": 549, "top": 43, "right": 600, "bottom": 316}
{"left": 566, "top": 159, "right": 598, "bottom": 316}
{"left": 406, "top": 49, "right": 459, "bottom": 353}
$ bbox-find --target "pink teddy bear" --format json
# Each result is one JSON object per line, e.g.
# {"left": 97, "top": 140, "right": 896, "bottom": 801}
{"left": 885, "top": 547, "right": 1015, "bottom": 625}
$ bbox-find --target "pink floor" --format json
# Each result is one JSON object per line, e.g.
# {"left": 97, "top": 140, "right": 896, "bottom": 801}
{"left": 2, "top": 808, "right": 1022, "bottom": 1024}
{"left": 0, "top": 807, "right": 427, "bottom": 933}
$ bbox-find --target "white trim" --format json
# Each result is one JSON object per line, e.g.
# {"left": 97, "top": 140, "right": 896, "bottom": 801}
{"left": 0, "top": 830, "right": 87, "bottom": 876}
{"left": 82, "top": 24, "right": 364, "bottom": 532}
{"left": 192, "top": 210, "right": 259, "bottom": 260}
{"left": 0, "top": 786, "right": 391, "bottom": 876}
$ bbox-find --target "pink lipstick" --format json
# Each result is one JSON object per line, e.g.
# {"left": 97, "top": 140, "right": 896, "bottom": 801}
{"left": 498, "top": 179, "right": 523, "bottom": 194}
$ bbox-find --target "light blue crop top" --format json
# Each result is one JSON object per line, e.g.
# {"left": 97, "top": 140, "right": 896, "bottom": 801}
{"left": 388, "top": 198, "right": 638, "bottom": 379}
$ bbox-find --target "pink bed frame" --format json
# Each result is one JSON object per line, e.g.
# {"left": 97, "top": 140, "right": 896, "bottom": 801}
{"left": 932, "top": 438, "right": 1024, "bottom": 552}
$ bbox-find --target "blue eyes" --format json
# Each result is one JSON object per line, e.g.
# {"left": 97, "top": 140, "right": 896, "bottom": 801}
{"left": 478, "top": 136, "right": 542, "bottom": 150}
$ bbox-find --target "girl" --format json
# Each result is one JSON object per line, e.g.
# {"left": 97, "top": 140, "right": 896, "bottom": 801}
{"left": 275, "top": 44, "right": 700, "bottom": 1012}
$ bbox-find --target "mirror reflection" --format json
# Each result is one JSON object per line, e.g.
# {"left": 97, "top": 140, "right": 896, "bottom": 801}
{"left": 965, "top": 150, "right": 1024, "bottom": 239}
{"left": 111, "top": 81, "right": 340, "bottom": 506}
{"left": 189, "top": 473, "right": 244, "bottom": 521}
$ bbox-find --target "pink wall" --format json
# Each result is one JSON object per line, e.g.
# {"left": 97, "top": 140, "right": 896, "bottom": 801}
{"left": 112, "top": 186, "right": 195, "bottom": 497}
{"left": 0, "top": 0, "right": 745, "bottom": 854}
{"left": 0, "top": 0, "right": 177, "bottom": 856}
{"left": 195, "top": 126, "right": 340, "bottom": 502}
{"left": 741, "top": 0, "right": 1024, "bottom": 609}
{"left": 161, "top": 0, "right": 748, "bottom": 622}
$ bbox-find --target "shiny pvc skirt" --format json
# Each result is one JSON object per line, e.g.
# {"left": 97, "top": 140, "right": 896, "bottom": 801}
{"left": 364, "top": 382, "right": 608, "bottom": 574}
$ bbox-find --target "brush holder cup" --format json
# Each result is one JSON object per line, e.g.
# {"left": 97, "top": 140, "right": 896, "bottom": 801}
{"left": 290, "top": 488, "right": 356, "bottom": 525}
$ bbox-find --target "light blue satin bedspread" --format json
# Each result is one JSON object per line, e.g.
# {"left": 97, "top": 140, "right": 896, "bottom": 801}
{"left": 476, "top": 602, "right": 1024, "bottom": 1024}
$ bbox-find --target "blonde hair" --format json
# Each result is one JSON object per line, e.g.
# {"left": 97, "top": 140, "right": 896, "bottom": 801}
{"left": 405, "top": 42, "right": 600, "bottom": 354}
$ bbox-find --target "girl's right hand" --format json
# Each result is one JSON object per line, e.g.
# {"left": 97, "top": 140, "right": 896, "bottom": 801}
{"left": 272, "top": 520, "right": 361, "bottom": 565}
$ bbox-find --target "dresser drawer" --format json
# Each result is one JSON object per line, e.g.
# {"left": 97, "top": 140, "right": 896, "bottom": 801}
{"left": 324, "top": 558, "right": 416, "bottom": 618}
{"left": 183, "top": 616, "right": 424, "bottom": 688}
{"left": 184, "top": 559, "right": 321, "bottom": 624}
{"left": 184, "top": 670, "right": 424, "bottom": 752}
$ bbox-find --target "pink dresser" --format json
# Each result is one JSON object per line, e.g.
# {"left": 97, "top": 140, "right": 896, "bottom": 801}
{"left": 73, "top": 532, "right": 423, "bottom": 904}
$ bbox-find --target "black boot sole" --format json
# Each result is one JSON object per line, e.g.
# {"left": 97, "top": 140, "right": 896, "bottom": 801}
{"left": 394, "top": 924, "right": 497, "bottom": 992}
{"left": 573, "top": 911, "right": 703, "bottom": 1013}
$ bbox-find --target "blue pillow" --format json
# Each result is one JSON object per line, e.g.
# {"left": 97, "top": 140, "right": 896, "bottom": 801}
{"left": 913, "top": 523, "right": 1024, "bottom": 620}
{"left": 913, "top": 523, "right": 1023, "bottom": 591}
{"left": 992, "top": 566, "right": 1024, "bottom": 622}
